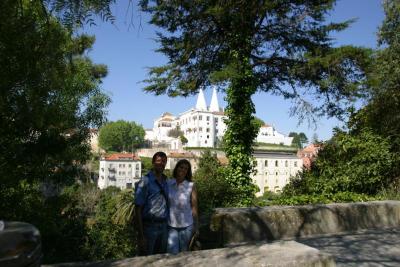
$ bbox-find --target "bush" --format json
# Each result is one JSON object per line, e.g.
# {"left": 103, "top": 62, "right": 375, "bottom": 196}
{"left": 193, "top": 150, "right": 239, "bottom": 214}
{"left": 255, "top": 191, "right": 376, "bottom": 206}
{"left": 283, "top": 128, "right": 398, "bottom": 196}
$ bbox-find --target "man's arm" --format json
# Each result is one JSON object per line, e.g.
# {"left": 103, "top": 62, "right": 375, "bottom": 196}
{"left": 134, "top": 205, "right": 146, "bottom": 253}
{"left": 191, "top": 184, "right": 199, "bottom": 236}
{"left": 134, "top": 177, "right": 148, "bottom": 254}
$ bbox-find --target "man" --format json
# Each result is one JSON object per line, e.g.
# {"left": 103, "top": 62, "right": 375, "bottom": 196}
{"left": 134, "top": 151, "right": 169, "bottom": 255}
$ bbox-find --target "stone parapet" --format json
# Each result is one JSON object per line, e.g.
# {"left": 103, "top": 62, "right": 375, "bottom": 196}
{"left": 210, "top": 200, "right": 400, "bottom": 246}
{"left": 43, "top": 241, "right": 335, "bottom": 267}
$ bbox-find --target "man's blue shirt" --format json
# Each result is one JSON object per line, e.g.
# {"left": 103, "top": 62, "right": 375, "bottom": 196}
{"left": 134, "top": 171, "right": 168, "bottom": 220}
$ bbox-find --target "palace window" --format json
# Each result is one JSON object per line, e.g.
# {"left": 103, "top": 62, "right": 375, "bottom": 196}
{"left": 285, "top": 161, "right": 288, "bottom": 167}
{"left": 275, "top": 160, "right": 278, "bottom": 167}
{"left": 264, "top": 160, "right": 268, "bottom": 167}
{"left": 294, "top": 161, "right": 298, "bottom": 167}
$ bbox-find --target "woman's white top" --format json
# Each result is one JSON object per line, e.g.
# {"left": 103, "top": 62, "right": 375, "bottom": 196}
{"left": 167, "top": 179, "right": 194, "bottom": 228}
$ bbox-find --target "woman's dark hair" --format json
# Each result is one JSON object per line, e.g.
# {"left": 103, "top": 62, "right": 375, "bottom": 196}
{"left": 173, "top": 159, "right": 192, "bottom": 181}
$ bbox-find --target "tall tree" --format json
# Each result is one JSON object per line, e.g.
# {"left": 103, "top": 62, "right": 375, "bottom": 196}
{"left": 0, "top": 0, "right": 111, "bottom": 188}
{"left": 140, "top": 0, "right": 371, "bottom": 205}
{"left": 350, "top": 0, "right": 400, "bottom": 180}
{"left": 98, "top": 120, "right": 145, "bottom": 152}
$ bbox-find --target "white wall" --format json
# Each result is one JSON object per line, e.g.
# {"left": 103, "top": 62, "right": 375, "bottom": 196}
{"left": 98, "top": 160, "right": 142, "bottom": 190}
{"left": 252, "top": 152, "right": 303, "bottom": 196}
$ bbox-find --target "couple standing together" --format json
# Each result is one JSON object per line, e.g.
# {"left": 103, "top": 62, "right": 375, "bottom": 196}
{"left": 134, "top": 151, "right": 199, "bottom": 255}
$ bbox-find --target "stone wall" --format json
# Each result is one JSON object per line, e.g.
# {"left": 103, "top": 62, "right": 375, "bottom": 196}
{"left": 210, "top": 200, "right": 400, "bottom": 246}
{"left": 44, "top": 241, "right": 335, "bottom": 267}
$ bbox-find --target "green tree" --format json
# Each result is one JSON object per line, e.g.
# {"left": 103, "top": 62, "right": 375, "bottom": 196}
{"left": 281, "top": 0, "right": 400, "bottom": 203}
{"left": 289, "top": 132, "right": 308, "bottom": 148}
{"left": 0, "top": 1, "right": 113, "bottom": 263}
{"left": 0, "top": 1, "right": 110, "bottom": 188}
{"left": 284, "top": 128, "right": 396, "bottom": 196}
{"left": 140, "top": 0, "right": 371, "bottom": 205}
{"left": 353, "top": 0, "right": 400, "bottom": 151}
{"left": 98, "top": 120, "right": 145, "bottom": 152}
{"left": 349, "top": 0, "right": 400, "bottom": 183}
{"left": 167, "top": 126, "right": 184, "bottom": 138}
{"left": 83, "top": 187, "right": 136, "bottom": 260}
{"left": 193, "top": 150, "right": 239, "bottom": 213}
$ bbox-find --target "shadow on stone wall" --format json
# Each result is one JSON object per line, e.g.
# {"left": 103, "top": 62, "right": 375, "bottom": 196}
{"left": 210, "top": 201, "right": 400, "bottom": 246}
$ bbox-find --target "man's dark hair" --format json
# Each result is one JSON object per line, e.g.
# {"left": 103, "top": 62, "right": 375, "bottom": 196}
{"left": 152, "top": 151, "right": 167, "bottom": 163}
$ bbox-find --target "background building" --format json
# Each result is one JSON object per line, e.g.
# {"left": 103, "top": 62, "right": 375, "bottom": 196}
{"left": 98, "top": 153, "right": 141, "bottom": 190}
{"left": 146, "top": 87, "right": 292, "bottom": 148}
{"left": 298, "top": 144, "right": 322, "bottom": 169}
{"left": 252, "top": 150, "right": 303, "bottom": 195}
{"left": 256, "top": 125, "right": 293, "bottom": 146}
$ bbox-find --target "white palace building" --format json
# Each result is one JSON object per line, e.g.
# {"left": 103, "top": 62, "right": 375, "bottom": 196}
{"left": 145, "top": 87, "right": 293, "bottom": 148}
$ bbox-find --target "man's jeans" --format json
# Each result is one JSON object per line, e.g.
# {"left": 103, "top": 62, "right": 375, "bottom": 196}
{"left": 167, "top": 224, "right": 194, "bottom": 254}
{"left": 143, "top": 221, "right": 168, "bottom": 255}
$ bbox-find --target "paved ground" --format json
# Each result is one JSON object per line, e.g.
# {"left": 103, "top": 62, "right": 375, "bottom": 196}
{"left": 298, "top": 228, "right": 400, "bottom": 267}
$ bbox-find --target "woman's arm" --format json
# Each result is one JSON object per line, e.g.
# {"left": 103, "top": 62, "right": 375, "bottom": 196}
{"left": 191, "top": 183, "right": 199, "bottom": 235}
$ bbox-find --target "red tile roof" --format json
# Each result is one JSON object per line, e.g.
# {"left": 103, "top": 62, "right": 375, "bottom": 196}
{"left": 103, "top": 153, "right": 140, "bottom": 161}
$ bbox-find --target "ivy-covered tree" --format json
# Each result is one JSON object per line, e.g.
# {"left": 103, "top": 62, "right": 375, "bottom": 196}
{"left": 98, "top": 120, "right": 145, "bottom": 152}
{"left": 140, "top": 0, "right": 371, "bottom": 205}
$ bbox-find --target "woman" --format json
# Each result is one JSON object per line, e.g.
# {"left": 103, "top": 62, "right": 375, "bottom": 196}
{"left": 167, "top": 159, "right": 199, "bottom": 254}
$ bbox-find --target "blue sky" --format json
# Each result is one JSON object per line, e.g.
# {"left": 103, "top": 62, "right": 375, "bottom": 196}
{"left": 83, "top": 0, "right": 384, "bottom": 142}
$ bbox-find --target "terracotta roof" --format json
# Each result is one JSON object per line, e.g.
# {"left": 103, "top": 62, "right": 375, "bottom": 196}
{"left": 301, "top": 144, "right": 322, "bottom": 153}
{"left": 212, "top": 111, "right": 225, "bottom": 116}
{"left": 160, "top": 117, "right": 174, "bottom": 121}
{"left": 261, "top": 124, "right": 272, "bottom": 128}
{"left": 103, "top": 153, "right": 140, "bottom": 161}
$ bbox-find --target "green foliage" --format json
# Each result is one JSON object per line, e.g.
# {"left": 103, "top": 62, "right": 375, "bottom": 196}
{"left": 141, "top": 0, "right": 371, "bottom": 116}
{"left": 98, "top": 120, "right": 145, "bottom": 152}
{"left": 255, "top": 191, "right": 376, "bottom": 206}
{"left": 180, "top": 135, "right": 188, "bottom": 145}
{"left": 252, "top": 116, "right": 265, "bottom": 132}
{"left": 283, "top": 129, "right": 398, "bottom": 196}
{"left": 0, "top": 1, "right": 110, "bottom": 187}
{"left": 274, "top": 2, "right": 400, "bottom": 206}
{"left": 193, "top": 150, "right": 240, "bottom": 214}
{"left": 140, "top": 157, "right": 153, "bottom": 174}
{"left": 41, "top": 0, "right": 116, "bottom": 28}
{"left": 350, "top": 0, "right": 400, "bottom": 169}
{"left": 289, "top": 132, "right": 309, "bottom": 149}
{"left": 140, "top": 0, "right": 371, "bottom": 206}
{"left": 82, "top": 187, "right": 136, "bottom": 260}
{"left": 223, "top": 56, "right": 259, "bottom": 206}
{"left": 167, "top": 126, "right": 184, "bottom": 138}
